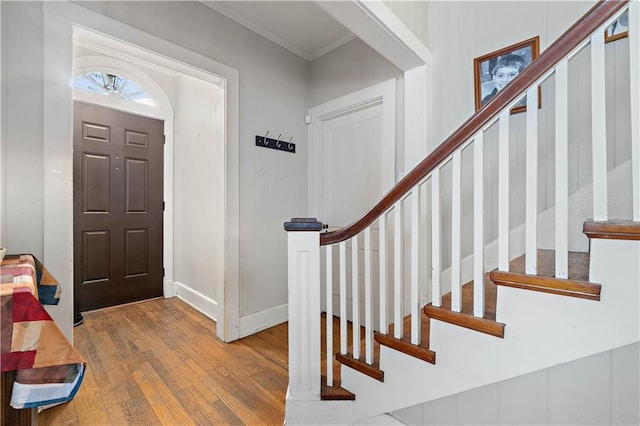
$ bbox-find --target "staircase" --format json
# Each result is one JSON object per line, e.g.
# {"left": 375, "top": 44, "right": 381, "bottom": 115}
{"left": 284, "top": 1, "right": 639, "bottom": 424}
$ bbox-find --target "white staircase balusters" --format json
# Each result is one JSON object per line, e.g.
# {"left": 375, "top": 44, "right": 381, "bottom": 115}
{"left": 379, "top": 214, "right": 388, "bottom": 334}
{"left": 498, "top": 109, "right": 510, "bottom": 272}
{"left": 451, "top": 151, "right": 462, "bottom": 312}
{"left": 473, "top": 133, "right": 485, "bottom": 317}
{"left": 352, "top": 235, "right": 360, "bottom": 360}
{"left": 339, "top": 241, "right": 347, "bottom": 355}
{"left": 364, "top": 226, "right": 374, "bottom": 364}
{"left": 525, "top": 86, "right": 539, "bottom": 275}
{"left": 325, "top": 244, "right": 334, "bottom": 387}
{"left": 411, "top": 188, "right": 421, "bottom": 344}
{"left": 591, "top": 31, "right": 609, "bottom": 222}
{"left": 431, "top": 168, "right": 442, "bottom": 307}
{"left": 393, "top": 201, "right": 403, "bottom": 339}
{"left": 631, "top": 1, "right": 640, "bottom": 221}
{"left": 555, "top": 58, "right": 570, "bottom": 279}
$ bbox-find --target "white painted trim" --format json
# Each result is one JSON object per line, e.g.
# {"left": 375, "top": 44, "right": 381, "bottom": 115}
{"left": 314, "top": 1, "right": 428, "bottom": 71}
{"left": 591, "top": 32, "right": 608, "bottom": 221}
{"left": 308, "top": 78, "right": 396, "bottom": 221}
{"left": 42, "top": 10, "right": 75, "bottom": 340}
{"left": 287, "top": 230, "right": 321, "bottom": 399}
{"left": 42, "top": 2, "right": 241, "bottom": 343}
{"left": 238, "top": 303, "right": 288, "bottom": 339}
{"left": 175, "top": 281, "right": 218, "bottom": 321}
{"left": 355, "top": 1, "right": 432, "bottom": 67}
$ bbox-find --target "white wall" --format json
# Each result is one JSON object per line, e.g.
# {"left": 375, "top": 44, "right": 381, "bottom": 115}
{"left": 173, "top": 75, "right": 223, "bottom": 304}
{"left": 392, "top": 342, "right": 639, "bottom": 425}
{"left": 2, "top": 1, "right": 45, "bottom": 259}
{"left": 382, "top": 0, "right": 428, "bottom": 47}
{"left": 427, "top": 1, "right": 595, "bottom": 144}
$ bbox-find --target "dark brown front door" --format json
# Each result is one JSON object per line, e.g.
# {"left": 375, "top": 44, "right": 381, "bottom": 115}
{"left": 73, "top": 102, "right": 164, "bottom": 312}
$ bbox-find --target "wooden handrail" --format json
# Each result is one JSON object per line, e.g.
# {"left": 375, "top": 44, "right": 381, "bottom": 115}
{"left": 320, "top": 0, "right": 627, "bottom": 246}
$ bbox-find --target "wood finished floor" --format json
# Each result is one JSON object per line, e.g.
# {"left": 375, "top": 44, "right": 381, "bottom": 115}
{"left": 38, "top": 298, "right": 289, "bottom": 426}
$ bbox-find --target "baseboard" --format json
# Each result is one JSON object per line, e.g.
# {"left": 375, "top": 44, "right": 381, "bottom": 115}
{"left": 174, "top": 281, "right": 217, "bottom": 321}
{"left": 239, "top": 303, "right": 288, "bottom": 338}
{"left": 163, "top": 278, "right": 176, "bottom": 298}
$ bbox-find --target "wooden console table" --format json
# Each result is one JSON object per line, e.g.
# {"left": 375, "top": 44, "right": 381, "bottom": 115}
{"left": 1, "top": 255, "right": 86, "bottom": 426}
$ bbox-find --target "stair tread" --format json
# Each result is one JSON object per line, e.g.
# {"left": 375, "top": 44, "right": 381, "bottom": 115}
{"left": 335, "top": 353, "right": 384, "bottom": 382}
{"left": 321, "top": 376, "right": 356, "bottom": 401}
{"left": 427, "top": 249, "right": 592, "bottom": 334}
{"left": 584, "top": 220, "right": 640, "bottom": 240}
{"left": 507, "top": 249, "right": 590, "bottom": 282}
{"left": 374, "top": 331, "right": 436, "bottom": 364}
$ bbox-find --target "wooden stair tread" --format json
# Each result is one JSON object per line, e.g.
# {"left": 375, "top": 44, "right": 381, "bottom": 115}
{"left": 335, "top": 353, "right": 384, "bottom": 382}
{"left": 321, "top": 376, "right": 355, "bottom": 401}
{"left": 584, "top": 220, "right": 640, "bottom": 240}
{"left": 374, "top": 332, "right": 436, "bottom": 364}
{"left": 425, "top": 249, "right": 595, "bottom": 336}
{"left": 424, "top": 304, "right": 505, "bottom": 338}
{"left": 507, "top": 249, "right": 590, "bottom": 281}
{"left": 491, "top": 250, "right": 600, "bottom": 301}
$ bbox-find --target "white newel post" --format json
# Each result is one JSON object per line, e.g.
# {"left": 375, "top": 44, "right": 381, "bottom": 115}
{"left": 284, "top": 218, "right": 323, "bottom": 401}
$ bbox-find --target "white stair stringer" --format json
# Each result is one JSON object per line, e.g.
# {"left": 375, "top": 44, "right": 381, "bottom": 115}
{"left": 338, "top": 238, "right": 640, "bottom": 422}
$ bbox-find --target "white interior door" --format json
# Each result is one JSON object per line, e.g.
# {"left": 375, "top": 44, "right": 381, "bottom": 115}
{"left": 308, "top": 80, "right": 396, "bottom": 326}
{"left": 323, "top": 105, "right": 383, "bottom": 228}
{"left": 308, "top": 79, "right": 396, "bottom": 228}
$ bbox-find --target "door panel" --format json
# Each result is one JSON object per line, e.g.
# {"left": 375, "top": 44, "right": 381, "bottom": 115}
{"left": 81, "top": 231, "right": 110, "bottom": 284}
{"left": 82, "top": 153, "right": 110, "bottom": 212}
{"left": 125, "top": 158, "right": 148, "bottom": 213}
{"left": 74, "top": 102, "right": 163, "bottom": 312}
{"left": 323, "top": 104, "right": 383, "bottom": 228}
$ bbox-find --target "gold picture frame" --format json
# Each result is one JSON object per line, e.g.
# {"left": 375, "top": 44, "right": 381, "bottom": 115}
{"left": 474, "top": 36, "right": 540, "bottom": 114}
{"left": 605, "top": 10, "right": 628, "bottom": 43}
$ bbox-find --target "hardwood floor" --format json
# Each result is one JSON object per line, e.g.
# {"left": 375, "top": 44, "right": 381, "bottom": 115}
{"left": 38, "top": 298, "right": 288, "bottom": 426}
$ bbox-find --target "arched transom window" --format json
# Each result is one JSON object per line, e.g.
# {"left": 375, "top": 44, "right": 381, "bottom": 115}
{"left": 73, "top": 72, "right": 155, "bottom": 106}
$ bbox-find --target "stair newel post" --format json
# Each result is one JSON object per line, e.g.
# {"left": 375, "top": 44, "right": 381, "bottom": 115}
{"left": 284, "top": 218, "right": 323, "bottom": 400}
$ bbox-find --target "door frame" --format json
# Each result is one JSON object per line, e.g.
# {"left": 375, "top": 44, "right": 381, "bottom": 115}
{"left": 42, "top": 2, "right": 241, "bottom": 342}
{"left": 307, "top": 79, "right": 396, "bottom": 223}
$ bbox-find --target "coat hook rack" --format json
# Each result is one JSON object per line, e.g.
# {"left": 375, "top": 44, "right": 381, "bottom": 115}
{"left": 255, "top": 131, "right": 296, "bottom": 154}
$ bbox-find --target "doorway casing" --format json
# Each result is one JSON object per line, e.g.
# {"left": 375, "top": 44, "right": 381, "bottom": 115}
{"left": 43, "top": 2, "right": 240, "bottom": 342}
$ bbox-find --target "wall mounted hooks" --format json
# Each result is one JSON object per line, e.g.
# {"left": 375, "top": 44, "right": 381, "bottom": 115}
{"left": 255, "top": 131, "right": 296, "bottom": 154}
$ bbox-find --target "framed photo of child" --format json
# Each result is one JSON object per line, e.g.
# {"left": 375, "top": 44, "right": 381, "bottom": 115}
{"left": 605, "top": 10, "right": 628, "bottom": 43}
{"left": 474, "top": 36, "right": 540, "bottom": 114}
